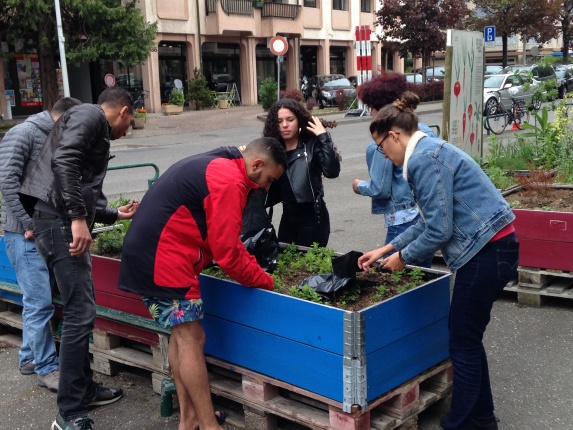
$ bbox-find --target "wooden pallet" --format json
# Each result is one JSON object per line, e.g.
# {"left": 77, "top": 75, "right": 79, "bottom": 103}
{"left": 504, "top": 266, "right": 573, "bottom": 307}
{"left": 203, "top": 356, "right": 452, "bottom": 430}
{"left": 0, "top": 297, "right": 452, "bottom": 429}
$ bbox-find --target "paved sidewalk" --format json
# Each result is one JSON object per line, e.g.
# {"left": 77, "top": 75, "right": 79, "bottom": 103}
{"left": 127, "top": 101, "right": 444, "bottom": 141}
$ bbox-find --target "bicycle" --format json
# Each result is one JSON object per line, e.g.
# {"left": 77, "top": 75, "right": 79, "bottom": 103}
{"left": 133, "top": 89, "right": 149, "bottom": 110}
{"left": 485, "top": 90, "right": 531, "bottom": 135}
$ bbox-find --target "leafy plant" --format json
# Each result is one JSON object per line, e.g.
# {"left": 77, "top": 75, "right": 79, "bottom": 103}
{"left": 334, "top": 89, "right": 351, "bottom": 111}
{"left": 288, "top": 285, "right": 324, "bottom": 303}
{"left": 134, "top": 109, "right": 147, "bottom": 119}
{"left": 169, "top": 88, "right": 185, "bottom": 106}
{"left": 259, "top": 77, "right": 278, "bottom": 111}
{"left": 186, "top": 68, "right": 213, "bottom": 110}
{"left": 92, "top": 197, "right": 132, "bottom": 256}
{"left": 281, "top": 89, "right": 304, "bottom": 103}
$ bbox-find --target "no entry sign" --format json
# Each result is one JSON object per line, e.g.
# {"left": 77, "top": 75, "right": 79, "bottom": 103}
{"left": 104, "top": 74, "right": 116, "bottom": 87}
{"left": 269, "top": 36, "right": 288, "bottom": 56}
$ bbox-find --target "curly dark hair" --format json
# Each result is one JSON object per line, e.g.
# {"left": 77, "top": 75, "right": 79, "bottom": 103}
{"left": 369, "top": 91, "right": 420, "bottom": 137}
{"left": 358, "top": 73, "right": 408, "bottom": 111}
{"left": 262, "top": 98, "right": 336, "bottom": 144}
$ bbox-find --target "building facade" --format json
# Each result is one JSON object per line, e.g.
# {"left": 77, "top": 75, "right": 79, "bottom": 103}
{"left": 137, "top": 0, "right": 382, "bottom": 111}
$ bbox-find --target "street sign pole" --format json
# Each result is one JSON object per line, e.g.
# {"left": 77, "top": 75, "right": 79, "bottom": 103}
{"left": 269, "top": 36, "right": 288, "bottom": 102}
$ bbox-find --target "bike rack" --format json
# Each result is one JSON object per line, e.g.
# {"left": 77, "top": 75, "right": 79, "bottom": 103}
{"left": 108, "top": 162, "right": 160, "bottom": 189}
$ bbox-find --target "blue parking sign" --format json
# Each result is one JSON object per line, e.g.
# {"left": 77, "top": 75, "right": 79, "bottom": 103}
{"left": 484, "top": 26, "right": 496, "bottom": 42}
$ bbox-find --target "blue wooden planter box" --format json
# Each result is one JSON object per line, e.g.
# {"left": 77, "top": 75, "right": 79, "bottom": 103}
{"left": 201, "top": 268, "right": 451, "bottom": 412}
{"left": 0, "top": 235, "right": 451, "bottom": 412}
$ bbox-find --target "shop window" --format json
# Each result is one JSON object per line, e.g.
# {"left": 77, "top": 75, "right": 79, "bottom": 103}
{"left": 333, "top": 0, "right": 345, "bottom": 11}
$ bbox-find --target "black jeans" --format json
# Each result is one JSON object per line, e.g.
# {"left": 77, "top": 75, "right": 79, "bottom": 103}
{"left": 441, "top": 233, "right": 519, "bottom": 430}
{"left": 278, "top": 201, "right": 330, "bottom": 247}
{"left": 33, "top": 211, "right": 98, "bottom": 419}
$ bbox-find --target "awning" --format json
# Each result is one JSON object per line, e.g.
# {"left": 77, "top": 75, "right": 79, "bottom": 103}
{"left": 552, "top": 51, "right": 573, "bottom": 56}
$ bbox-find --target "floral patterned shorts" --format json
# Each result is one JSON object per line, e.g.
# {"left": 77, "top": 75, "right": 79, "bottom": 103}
{"left": 142, "top": 296, "right": 204, "bottom": 329}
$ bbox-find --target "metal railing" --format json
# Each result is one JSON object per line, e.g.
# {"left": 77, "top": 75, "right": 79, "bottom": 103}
{"left": 206, "top": 0, "right": 217, "bottom": 14}
{"left": 262, "top": 2, "right": 301, "bottom": 18}
{"left": 107, "top": 162, "right": 160, "bottom": 189}
{"left": 221, "top": 0, "right": 253, "bottom": 15}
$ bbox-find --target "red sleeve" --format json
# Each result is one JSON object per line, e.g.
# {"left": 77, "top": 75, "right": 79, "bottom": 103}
{"left": 204, "top": 160, "right": 273, "bottom": 290}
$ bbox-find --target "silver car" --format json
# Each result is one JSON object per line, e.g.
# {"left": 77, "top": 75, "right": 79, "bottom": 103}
{"left": 483, "top": 73, "right": 540, "bottom": 113}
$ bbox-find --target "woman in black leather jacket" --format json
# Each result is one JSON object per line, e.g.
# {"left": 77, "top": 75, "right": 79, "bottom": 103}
{"left": 263, "top": 98, "right": 340, "bottom": 247}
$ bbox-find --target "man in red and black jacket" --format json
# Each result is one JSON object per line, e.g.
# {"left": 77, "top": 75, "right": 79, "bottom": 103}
{"left": 118, "top": 137, "right": 286, "bottom": 430}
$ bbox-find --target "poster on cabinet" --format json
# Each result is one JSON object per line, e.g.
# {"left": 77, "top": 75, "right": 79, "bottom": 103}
{"left": 15, "top": 54, "right": 42, "bottom": 107}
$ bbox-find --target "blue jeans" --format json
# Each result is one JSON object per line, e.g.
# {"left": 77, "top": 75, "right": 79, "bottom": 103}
{"left": 33, "top": 211, "right": 98, "bottom": 420}
{"left": 384, "top": 215, "right": 433, "bottom": 268}
{"left": 441, "top": 233, "right": 519, "bottom": 430}
{"left": 4, "top": 231, "right": 58, "bottom": 375}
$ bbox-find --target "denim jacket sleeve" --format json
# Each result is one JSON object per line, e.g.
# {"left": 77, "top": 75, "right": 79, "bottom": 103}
{"left": 356, "top": 141, "right": 393, "bottom": 199}
{"left": 391, "top": 150, "right": 452, "bottom": 264}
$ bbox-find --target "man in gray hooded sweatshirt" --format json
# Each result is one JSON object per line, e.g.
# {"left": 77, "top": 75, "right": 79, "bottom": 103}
{"left": 0, "top": 97, "right": 81, "bottom": 391}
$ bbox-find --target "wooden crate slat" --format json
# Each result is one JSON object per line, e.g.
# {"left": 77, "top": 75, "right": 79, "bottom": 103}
{"left": 201, "top": 274, "right": 346, "bottom": 354}
{"left": 362, "top": 275, "right": 450, "bottom": 353}
{"left": 366, "top": 319, "right": 449, "bottom": 403}
{"left": 203, "top": 313, "right": 345, "bottom": 402}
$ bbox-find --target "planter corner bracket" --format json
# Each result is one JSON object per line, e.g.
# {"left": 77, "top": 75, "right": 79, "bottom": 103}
{"left": 343, "top": 312, "right": 367, "bottom": 412}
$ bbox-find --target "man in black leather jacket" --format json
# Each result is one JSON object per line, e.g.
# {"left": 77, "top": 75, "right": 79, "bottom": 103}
{"left": 18, "top": 87, "right": 138, "bottom": 430}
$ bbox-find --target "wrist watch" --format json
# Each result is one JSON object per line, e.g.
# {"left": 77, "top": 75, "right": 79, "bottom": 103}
{"left": 398, "top": 250, "right": 407, "bottom": 264}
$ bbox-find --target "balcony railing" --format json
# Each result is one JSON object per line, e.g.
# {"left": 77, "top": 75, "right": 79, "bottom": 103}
{"left": 262, "top": 2, "right": 301, "bottom": 19}
{"left": 206, "top": 0, "right": 217, "bottom": 14}
{"left": 206, "top": 0, "right": 253, "bottom": 15}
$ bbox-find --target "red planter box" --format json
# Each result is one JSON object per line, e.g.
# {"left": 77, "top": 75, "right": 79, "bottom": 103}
{"left": 513, "top": 209, "right": 573, "bottom": 271}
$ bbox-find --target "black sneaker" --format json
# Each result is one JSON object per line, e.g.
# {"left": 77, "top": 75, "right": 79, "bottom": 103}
{"left": 473, "top": 417, "right": 500, "bottom": 430}
{"left": 83, "top": 383, "right": 123, "bottom": 409}
{"left": 51, "top": 413, "right": 94, "bottom": 430}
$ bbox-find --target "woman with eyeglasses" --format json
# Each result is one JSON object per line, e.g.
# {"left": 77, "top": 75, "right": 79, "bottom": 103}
{"left": 261, "top": 98, "right": 340, "bottom": 247}
{"left": 358, "top": 92, "right": 519, "bottom": 430}
{"left": 352, "top": 73, "right": 436, "bottom": 266}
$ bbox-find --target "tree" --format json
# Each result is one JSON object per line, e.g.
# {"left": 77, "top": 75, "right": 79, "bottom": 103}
{"left": 375, "top": 0, "right": 468, "bottom": 81}
{"left": 466, "top": 0, "right": 560, "bottom": 68}
{"left": 0, "top": 0, "right": 157, "bottom": 109}
{"left": 558, "top": 0, "right": 573, "bottom": 64}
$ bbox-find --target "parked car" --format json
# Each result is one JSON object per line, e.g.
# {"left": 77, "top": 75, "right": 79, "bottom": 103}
{"left": 305, "top": 74, "right": 356, "bottom": 108}
{"left": 484, "top": 65, "right": 503, "bottom": 76}
{"left": 502, "top": 64, "right": 556, "bottom": 86}
{"left": 413, "top": 66, "right": 446, "bottom": 81}
{"left": 483, "top": 73, "right": 540, "bottom": 113}
{"left": 425, "top": 66, "right": 446, "bottom": 81}
{"left": 554, "top": 64, "right": 573, "bottom": 98}
{"left": 347, "top": 75, "right": 357, "bottom": 88}
{"left": 405, "top": 73, "right": 424, "bottom": 84}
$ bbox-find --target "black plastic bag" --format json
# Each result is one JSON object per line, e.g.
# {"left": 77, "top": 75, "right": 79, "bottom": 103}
{"left": 241, "top": 189, "right": 278, "bottom": 273}
{"left": 297, "top": 272, "right": 354, "bottom": 297}
{"left": 297, "top": 250, "right": 378, "bottom": 300}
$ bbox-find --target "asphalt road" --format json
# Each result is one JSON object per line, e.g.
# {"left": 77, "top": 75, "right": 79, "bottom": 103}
{"left": 2, "top": 101, "right": 572, "bottom": 429}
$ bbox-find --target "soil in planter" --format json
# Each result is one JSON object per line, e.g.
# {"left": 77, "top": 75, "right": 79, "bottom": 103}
{"left": 505, "top": 188, "right": 573, "bottom": 212}
{"left": 203, "top": 244, "right": 440, "bottom": 311}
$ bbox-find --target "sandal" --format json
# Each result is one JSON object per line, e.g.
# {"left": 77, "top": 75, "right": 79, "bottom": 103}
{"left": 215, "top": 409, "right": 227, "bottom": 425}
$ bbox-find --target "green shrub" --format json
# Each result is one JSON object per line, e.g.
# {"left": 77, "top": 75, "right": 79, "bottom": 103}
{"left": 259, "top": 77, "right": 278, "bottom": 111}
{"left": 169, "top": 88, "right": 185, "bottom": 106}
{"left": 186, "top": 68, "right": 214, "bottom": 110}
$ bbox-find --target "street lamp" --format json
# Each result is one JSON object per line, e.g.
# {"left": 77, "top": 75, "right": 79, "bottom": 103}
{"left": 54, "top": 0, "right": 70, "bottom": 97}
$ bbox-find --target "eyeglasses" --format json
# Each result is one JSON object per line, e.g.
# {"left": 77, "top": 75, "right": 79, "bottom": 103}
{"left": 375, "top": 131, "right": 400, "bottom": 154}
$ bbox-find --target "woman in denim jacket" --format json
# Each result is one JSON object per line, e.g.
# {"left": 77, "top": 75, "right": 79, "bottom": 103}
{"left": 358, "top": 92, "right": 519, "bottom": 430}
{"left": 352, "top": 74, "right": 435, "bottom": 267}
